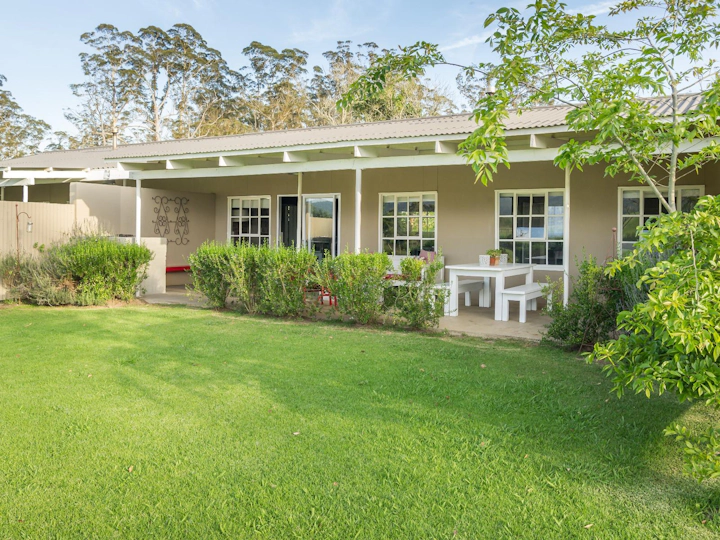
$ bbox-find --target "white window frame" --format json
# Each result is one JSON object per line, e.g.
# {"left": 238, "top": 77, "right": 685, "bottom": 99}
{"left": 227, "top": 195, "right": 272, "bottom": 245}
{"left": 378, "top": 191, "right": 439, "bottom": 257}
{"left": 617, "top": 185, "right": 704, "bottom": 252}
{"left": 495, "top": 188, "right": 566, "bottom": 271}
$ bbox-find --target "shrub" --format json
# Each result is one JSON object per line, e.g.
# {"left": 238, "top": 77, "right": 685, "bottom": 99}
{"left": 542, "top": 256, "right": 617, "bottom": 350}
{"left": 318, "top": 251, "right": 392, "bottom": 324}
{"left": 189, "top": 242, "right": 249, "bottom": 309}
{"left": 255, "top": 244, "right": 317, "bottom": 318}
{"left": 0, "top": 235, "right": 151, "bottom": 306}
{"left": 393, "top": 256, "right": 447, "bottom": 329}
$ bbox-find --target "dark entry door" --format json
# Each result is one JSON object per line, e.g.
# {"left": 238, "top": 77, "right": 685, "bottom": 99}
{"left": 280, "top": 196, "right": 298, "bottom": 248}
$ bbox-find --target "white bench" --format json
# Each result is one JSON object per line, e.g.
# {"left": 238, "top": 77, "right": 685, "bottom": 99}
{"left": 501, "top": 283, "right": 551, "bottom": 323}
{"left": 457, "top": 280, "right": 485, "bottom": 307}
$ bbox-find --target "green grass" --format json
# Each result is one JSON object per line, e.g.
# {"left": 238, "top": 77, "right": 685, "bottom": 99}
{"left": 1, "top": 305, "right": 719, "bottom": 539}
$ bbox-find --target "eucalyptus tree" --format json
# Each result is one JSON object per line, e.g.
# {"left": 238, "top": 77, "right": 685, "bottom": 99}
{"left": 0, "top": 75, "right": 50, "bottom": 160}
{"left": 341, "top": 0, "right": 720, "bottom": 211}
{"left": 65, "top": 24, "right": 139, "bottom": 147}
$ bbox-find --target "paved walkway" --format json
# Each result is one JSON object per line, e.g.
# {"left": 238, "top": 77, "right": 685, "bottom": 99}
{"left": 143, "top": 286, "right": 547, "bottom": 341}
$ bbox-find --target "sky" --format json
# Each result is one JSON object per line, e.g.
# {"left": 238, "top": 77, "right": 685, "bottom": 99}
{"left": 0, "top": 0, "right": 615, "bottom": 134}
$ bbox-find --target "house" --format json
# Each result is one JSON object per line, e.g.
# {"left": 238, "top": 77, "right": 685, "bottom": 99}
{"left": 2, "top": 94, "right": 717, "bottom": 302}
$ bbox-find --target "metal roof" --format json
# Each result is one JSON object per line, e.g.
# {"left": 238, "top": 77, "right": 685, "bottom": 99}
{"left": 0, "top": 93, "right": 704, "bottom": 170}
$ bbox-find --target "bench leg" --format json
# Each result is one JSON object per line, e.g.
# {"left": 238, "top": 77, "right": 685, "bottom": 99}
{"left": 464, "top": 291, "right": 471, "bottom": 307}
{"left": 519, "top": 298, "right": 527, "bottom": 323}
{"left": 502, "top": 298, "right": 510, "bottom": 322}
{"left": 530, "top": 298, "right": 537, "bottom": 311}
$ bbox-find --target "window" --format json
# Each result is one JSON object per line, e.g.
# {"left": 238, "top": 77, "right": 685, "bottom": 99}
{"left": 380, "top": 192, "right": 437, "bottom": 256}
{"left": 229, "top": 196, "right": 270, "bottom": 245}
{"left": 497, "top": 190, "right": 565, "bottom": 267}
{"left": 619, "top": 186, "right": 702, "bottom": 254}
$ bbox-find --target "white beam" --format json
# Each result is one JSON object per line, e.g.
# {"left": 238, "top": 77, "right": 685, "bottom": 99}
{"left": 0, "top": 187, "right": 3, "bottom": 201}
{"left": 118, "top": 161, "right": 153, "bottom": 172}
{"left": 434, "top": 141, "right": 458, "bottom": 154}
{"left": 563, "top": 166, "right": 571, "bottom": 306}
{"left": 135, "top": 179, "right": 142, "bottom": 244}
{"left": 354, "top": 146, "right": 379, "bottom": 158}
{"left": 283, "top": 151, "right": 307, "bottom": 163}
{"left": 22, "top": 185, "right": 29, "bottom": 203}
{"left": 296, "top": 172, "right": 303, "bottom": 250}
{"left": 1, "top": 170, "right": 85, "bottom": 180}
{"left": 219, "top": 156, "right": 245, "bottom": 167}
{"left": 355, "top": 169, "right": 362, "bottom": 254}
{"left": 0, "top": 177, "right": 36, "bottom": 187}
{"left": 166, "top": 160, "right": 192, "bottom": 170}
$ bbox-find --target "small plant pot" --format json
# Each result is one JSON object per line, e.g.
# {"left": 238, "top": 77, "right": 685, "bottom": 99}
{"left": 490, "top": 256, "right": 500, "bottom": 266}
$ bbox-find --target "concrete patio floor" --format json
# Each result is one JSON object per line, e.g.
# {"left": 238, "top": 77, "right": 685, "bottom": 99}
{"left": 143, "top": 286, "right": 548, "bottom": 341}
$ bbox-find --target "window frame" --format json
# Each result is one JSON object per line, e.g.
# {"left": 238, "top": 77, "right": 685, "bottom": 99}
{"left": 495, "top": 188, "right": 566, "bottom": 271}
{"left": 617, "top": 185, "right": 704, "bottom": 253}
{"left": 227, "top": 195, "right": 272, "bottom": 245}
{"left": 378, "top": 191, "right": 439, "bottom": 257}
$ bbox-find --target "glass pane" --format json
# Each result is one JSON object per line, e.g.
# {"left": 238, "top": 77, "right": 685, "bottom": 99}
{"left": 622, "top": 217, "right": 639, "bottom": 241}
{"left": 231, "top": 221, "right": 239, "bottom": 236}
{"left": 242, "top": 207, "right": 250, "bottom": 217}
{"left": 621, "top": 242, "right": 634, "bottom": 256}
{"left": 422, "top": 218, "right": 435, "bottom": 237}
{"left": 409, "top": 217, "right": 420, "bottom": 237}
{"left": 250, "top": 206, "right": 259, "bottom": 217}
{"left": 515, "top": 242, "right": 530, "bottom": 264}
{"left": 532, "top": 195, "right": 545, "bottom": 215}
{"left": 681, "top": 189, "right": 700, "bottom": 213}
{"left": 623, "top": 191, "right": 640, "bottom": 215}
{"left": 231, "top": 198, "right": 240, "bottom": 209}
{"left": 548, "top": 217, "right": 563, "bottom": 240}
{"left": 382, "top": 218, "right": 394, "bottom": 238}
{"left": 397, "top": 197, "right": 408, "bottom": 216}
{"left": 231, "top": 208, "right": 240, "bottom": 217}
{"left": 499, "top": 194, "right": 513, "bottom": 216}
{"left": 531, "top": 242, "right": 547, "bottom": 265}
{"left": 422, "top": 240, "right": 435, "bottom": 252}
{"left": 422, "top": 195, "right": 435, "bottom": 216}
{"left": 260, "top": 217, "right": 269, "bottom": 236}
{"left": 644, "top": 196, "right": 660, "bottom": 216}
{"left": 241, "top": 218, "right": 249, "bottom": 234}
{"left": 260, "top": 198, "right": 270, "bottom": 216}
{"left": 249, "top": 237, "right": 260, "bottom": 246}
{"left": 382, "top": 239, "right": 394, "bottom": 255}
{"left": 548, "top": 242, "right": 563, "bottom": 265}
{"left": 409, "top": 196, "right": 420, "bottom": 215}
{"left": 250, "top": 218, "right": 258, "bottom": 235}
{"left": 531, "top": 217, "right": 545, "bottom": 238}
{"left": 499, "top": 242, "right": 514, "bottom": 263}
{"left": 395, "top": 240, "right": 408, "bottom": 256}
{"left": 548, "top": 192, "right": 563, "bottom": 215}
{"left": 516, "top": 217, "right": 530, "bottom": 239}
{"left": 408, "top": 240, "right": 421, "bottom": 256}
{"left": 383, "top": 195, "right": 395, "bottom": 217}
{"left": 499, "top": 217, "right": 513, "bottom": 240}
{"left": 517, "top": 196, "right": 531, "bottom": 215}
{"left": 396, "top": 218, "right": 408, "bottom": 236}
{"left": 242, "top": 199, "right": 251, "bottom": 209}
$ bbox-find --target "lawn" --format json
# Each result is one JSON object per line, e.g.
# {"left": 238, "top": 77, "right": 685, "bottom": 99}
{"left": 1, "top": 305, "right": 719, "bottom": 538}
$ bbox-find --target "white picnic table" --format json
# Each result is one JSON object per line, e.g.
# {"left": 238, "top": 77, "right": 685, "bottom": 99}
{"left": 446, "top": 263, "right": 535, "bottom": 321}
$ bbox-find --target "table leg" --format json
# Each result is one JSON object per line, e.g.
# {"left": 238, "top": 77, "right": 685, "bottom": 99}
{"left": 479, "top": 277, "right": 491, "bottom": 307}
{"left": 525, "top": 267, "right": 534, "bottom": 285}
{"left": 449, "top": 270, "right": 459, "bottom": 316}
{"left": 494, "top": 274, "right": 505, "bottom": 321}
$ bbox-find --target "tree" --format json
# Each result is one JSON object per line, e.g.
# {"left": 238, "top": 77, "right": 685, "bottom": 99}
{"left": 66, "top": 24, "right": 139, "bottom": 147}
{"left": 0, "top": 75, "right": 50, "bottom": 160}
{"left": 309, "top": 41, "right": 455, "bottom": 126}
{"left": 340, "top": 0, "right": 720, "bottom": 211}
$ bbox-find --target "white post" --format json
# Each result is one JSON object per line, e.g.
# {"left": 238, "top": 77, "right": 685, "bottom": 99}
{"left": 354, "top": 168, "right": 362, "bottom": 254}
{"left": 0, "top": 187, "right": 4, "bottom": 201}
{"left": 296, "top": 172, "right": 303, "bottom": 249}
{"left": 22, "top": 185, "right": 28, "bottom": 203}
{"left": 135, "top": 178, "right": 142, "bottom": 244}
{"left": 563, "top": 166, "right": 571, "bottom": 306}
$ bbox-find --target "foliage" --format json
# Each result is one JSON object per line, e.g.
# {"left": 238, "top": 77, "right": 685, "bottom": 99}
{"left": 318, "top": 251, "right": 392, "bottom": 324}
{"left": 254, "top": 244, "right": 318, "bottom": 318}
{"left": 393, "top": 256, "right": 448, "bottom": 329}
{"left": 591, "top": 195, "right": 720, "bottom": 480}
{"left": 340, "top": 0, "right": 720, "bottom": 210}
{"left": 0, "top": 235, "right": 151, "bottom": 305}
{"left": 666, "top": 424, "right": 720, "bottom": 481}
{"left": 0, "top": 75, "right": 50, "bottom": 160}
{"left": 543, "top": 256, "right": 618, "bottom": 350}
{"left": 188, "top": 241, "right": 240, "bottom": 309}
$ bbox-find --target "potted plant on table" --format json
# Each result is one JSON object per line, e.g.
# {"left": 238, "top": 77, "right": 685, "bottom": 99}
{"left": 486, "top": 249, "right": 502, "bottom": 266}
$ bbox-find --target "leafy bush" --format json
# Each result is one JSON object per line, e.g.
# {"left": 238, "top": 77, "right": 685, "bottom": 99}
{"left": 0, "top": 235, "right": 151, "bottom": 306}
{"left": 255, "top": 244, "right": 318, "bottom": 318}
{"left": 590, "top": 195, "right": 720, "bottom": 481}
{"left": 393, "top": 256, "right": 447, "bottom": 329}
{"left": 542, "top": 256, "right": 617, "bottom": 350}
{"left": 188, "top": 242, "right": 244, "bottom": 309}
{"left": 318, "top": 251, "right": 392, "bottom": 324}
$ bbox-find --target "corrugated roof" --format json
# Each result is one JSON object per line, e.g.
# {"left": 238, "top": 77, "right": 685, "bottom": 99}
{"left": 0, "top": 93, "right": 703, "bottom": 169}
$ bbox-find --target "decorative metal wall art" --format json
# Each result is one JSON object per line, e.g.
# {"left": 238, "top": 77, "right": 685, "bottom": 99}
{"left": 152, "top": 196, "right": 190, "bottom": 245}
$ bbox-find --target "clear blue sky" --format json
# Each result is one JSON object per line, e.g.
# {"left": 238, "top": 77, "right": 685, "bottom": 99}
{"left": 1, "top": 0, "right": 613, "bottom": 134}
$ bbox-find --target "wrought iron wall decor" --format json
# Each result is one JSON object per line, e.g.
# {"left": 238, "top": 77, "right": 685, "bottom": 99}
{"left": 153, "top": 196, "right": 190, "bottom": 245}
